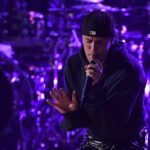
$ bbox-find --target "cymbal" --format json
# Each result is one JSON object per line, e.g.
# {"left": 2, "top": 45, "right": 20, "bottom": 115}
{"left": 123, "top": 30, "right": 142, "bottom": 39}
{"left": 71, "top": 4, "right": 120, "bottom": 12}
{"left": 48, "top": 8, "right": 73, "bottom": 12}
{"left": 71, "top": 4, "right": 150, "bottom": 12}
{"left": 77, "top": 0, "right": 104, "bottom": 2}
{"left": 48, "top": 5, "right": 141, "bottom": 14}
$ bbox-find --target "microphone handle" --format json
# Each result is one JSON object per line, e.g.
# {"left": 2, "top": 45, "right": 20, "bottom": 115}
{"left": 80, "top": 61, "right": 95, "bottom": 107}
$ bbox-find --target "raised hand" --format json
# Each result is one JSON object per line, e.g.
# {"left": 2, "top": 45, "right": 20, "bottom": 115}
{"left": 47, "top": 88, "right": 78, "bottom": 114}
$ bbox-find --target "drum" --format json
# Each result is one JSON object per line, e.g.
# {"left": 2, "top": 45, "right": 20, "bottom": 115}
{"left": 0, "top": 68, "right": 13, "bottom": 134}
{"left": 0, "top": 51, "right": 33, "bottom": 149}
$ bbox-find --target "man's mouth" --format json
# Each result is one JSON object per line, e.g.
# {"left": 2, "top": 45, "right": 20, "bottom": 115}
{"left": 89, "top": 55, "right": 102, "bottom": 61}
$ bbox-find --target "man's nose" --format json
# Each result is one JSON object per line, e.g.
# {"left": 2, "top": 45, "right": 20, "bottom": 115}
{"left": 91, "top": 42, "right": 97, "bottom": 53}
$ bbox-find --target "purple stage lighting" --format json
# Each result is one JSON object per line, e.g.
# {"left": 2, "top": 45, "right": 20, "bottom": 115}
{"left": 131, "top": 44, "right": 138, "bottom": 52}
{"left": 121, "top": 25, "right": 127, "bottom": 34}
{"left": 145, "top": 79, "right": 150, "bottom": 98}
{"left": 0, "top": 44, "right": 14, "bottom": 58}
{"left": 58, "top": 62, "right": 63, "bottom": 70}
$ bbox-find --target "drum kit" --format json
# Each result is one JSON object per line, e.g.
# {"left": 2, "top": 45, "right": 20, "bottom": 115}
{"left": 0, "top": 0, "right": 149, "bottom": 149}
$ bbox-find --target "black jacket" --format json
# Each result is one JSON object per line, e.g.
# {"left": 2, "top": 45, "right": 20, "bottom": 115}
{"left": 61, "top": 43, "right": 147, "bottom": 142}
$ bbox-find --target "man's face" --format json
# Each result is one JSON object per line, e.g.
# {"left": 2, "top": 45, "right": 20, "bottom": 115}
{"left": 82, "top": 35, "right": 112, "bottom": 64}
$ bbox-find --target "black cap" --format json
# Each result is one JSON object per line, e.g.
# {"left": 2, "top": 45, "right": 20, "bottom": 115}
{"left": 82, "top": 10, "right": 115, "bottom": 37}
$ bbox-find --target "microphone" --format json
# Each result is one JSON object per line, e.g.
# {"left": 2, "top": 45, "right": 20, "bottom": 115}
{"left": 80, "top": 60, "right": 95, "bottom": 107}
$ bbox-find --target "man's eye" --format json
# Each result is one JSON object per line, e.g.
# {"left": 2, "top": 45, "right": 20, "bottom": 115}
{"left": 97, "top": 41, "right": 105, "bottom": 45}
{"left": 86, "top": 40, "right": 92, "bottom": 43}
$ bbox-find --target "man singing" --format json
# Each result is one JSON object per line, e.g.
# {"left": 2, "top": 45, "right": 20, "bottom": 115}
{"left": 47, "top": 10, "right": 148, "bottom": 150}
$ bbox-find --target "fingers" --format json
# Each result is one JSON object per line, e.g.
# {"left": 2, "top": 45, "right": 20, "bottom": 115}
{"left": 49, "top": 88, "right": 77, "bottom": 105}
{"left": 47, "top": 99, "right": 57, "bottom": 107}
{"left": 85, "top": 69, "right": 101, "bottom": 86}
{"left": 85, "top": 64, "right": 102, "bottom": 76}
{"left": 85, "top": 61, "right": 103, "bottom": 74}
{"left": 50, "top": 88, "right": 71, "bottom": 105}
{"left": 47, "top": 99, "right": 61, "bottom": 111}
{"left": 59, "top": 88, "right": 67, "bottom": 97}
{"left": 86, "top": 64, "right": 101, "bottom": 74}
{"left": 52, "top": 88, "right": 62, "bottom": 97}
{"left": 47, "top": 99, "right": 66, "bottom": 114}
{"left": 86, "top": 68, "right": 101, "bottom": 79}
{"left": 49, "top": 88, "right": 64, "bottom": 102}
{"left": 47, "top": 89, "right": 78, "bottom": 113}
{"left": 95, "top": 59, "right": 103, "bottom": 70}
{"left": 49, "top": 90, "right": 60, "bottom": 102}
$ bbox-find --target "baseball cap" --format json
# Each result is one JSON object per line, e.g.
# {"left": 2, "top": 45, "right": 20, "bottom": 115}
{"left": 82, "top": 10, "right": 115, "bottom": 37}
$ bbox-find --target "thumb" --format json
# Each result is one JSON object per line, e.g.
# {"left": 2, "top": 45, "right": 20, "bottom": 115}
{"left": 72, "top": 90, "right": 77, "bottom": 104}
